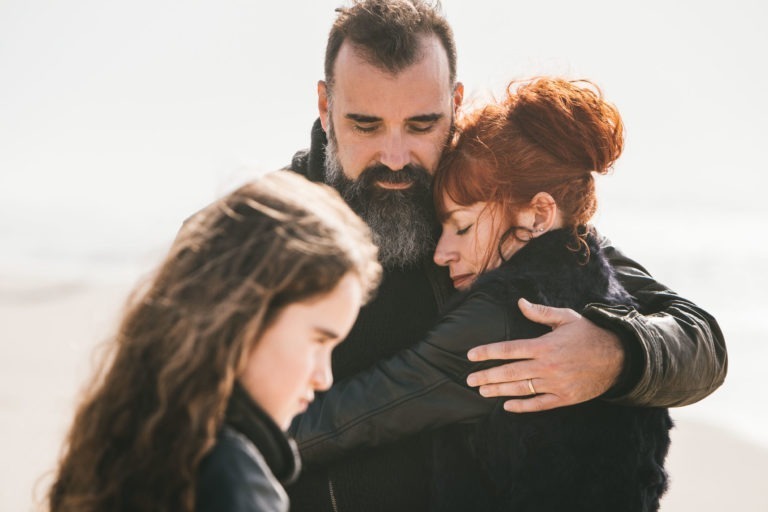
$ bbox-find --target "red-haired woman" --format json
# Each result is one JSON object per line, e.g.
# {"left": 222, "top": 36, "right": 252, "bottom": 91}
{"left": 291, "top": 78, "right": 672, "bottom": 511}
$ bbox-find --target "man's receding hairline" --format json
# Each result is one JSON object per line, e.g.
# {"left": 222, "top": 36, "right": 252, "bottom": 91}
{"left": 328, "top": 34, "right": 454, "bottom": 94}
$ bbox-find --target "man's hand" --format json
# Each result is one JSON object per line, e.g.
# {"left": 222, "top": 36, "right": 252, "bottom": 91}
{"left": 466, "top": 298, "right": 625, "bottom": 413}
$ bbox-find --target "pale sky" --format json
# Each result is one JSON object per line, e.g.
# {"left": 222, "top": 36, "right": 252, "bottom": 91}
{"left": 1, "top": 0, "right": 765, "bottom": 266}
{"left": 1, "top": 0, "right": 767, "bottom": 447}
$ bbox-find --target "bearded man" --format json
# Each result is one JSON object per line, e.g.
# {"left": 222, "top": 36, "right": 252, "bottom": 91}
{"left": 286, "top": 1, "right": 726, "bottom": 510}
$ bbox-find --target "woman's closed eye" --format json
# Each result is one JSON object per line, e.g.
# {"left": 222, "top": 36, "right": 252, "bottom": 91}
{"left": 456, "top": 224, "right": 473, "bottom": 235}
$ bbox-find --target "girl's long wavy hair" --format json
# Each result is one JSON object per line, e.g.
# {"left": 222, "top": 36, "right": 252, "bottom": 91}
{"left": 47, "top": 170, "right": 381, "bottom": 512}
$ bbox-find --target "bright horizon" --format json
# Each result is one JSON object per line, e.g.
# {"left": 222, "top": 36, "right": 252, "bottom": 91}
{"left": 2, "top": 0, "right": 766, "bottom": 437}
{"left": 1, "top": 1, "right": 765, "bottom": 276}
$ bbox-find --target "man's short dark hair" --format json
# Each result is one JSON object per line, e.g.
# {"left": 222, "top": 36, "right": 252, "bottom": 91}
{"left": 325, "top": 0, "right": 457, "bottom": 92}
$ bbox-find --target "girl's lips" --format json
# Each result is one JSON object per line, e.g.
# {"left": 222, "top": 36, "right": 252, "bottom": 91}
{"left": 297, "top": 398, "right": 311, "bottom": 414}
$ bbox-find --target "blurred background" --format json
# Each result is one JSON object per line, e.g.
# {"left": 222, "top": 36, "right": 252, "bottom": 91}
{"left": 1, "top": 1, "right": 766, "bottom": 510}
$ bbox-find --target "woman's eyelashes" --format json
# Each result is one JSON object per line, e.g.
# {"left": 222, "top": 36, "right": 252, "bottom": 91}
{"left": 456, "top": 224, "right": 473, "bottom": 235}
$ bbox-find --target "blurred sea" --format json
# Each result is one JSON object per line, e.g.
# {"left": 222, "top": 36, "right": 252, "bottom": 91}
{"left": 1, "top": 190, "right": 766, "bottom": 450}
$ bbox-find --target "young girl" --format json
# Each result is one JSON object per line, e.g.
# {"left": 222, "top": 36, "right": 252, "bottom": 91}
{"left": 48, "top": 170, "right": 381, "bottom": 512}
{"left": 291, "top": 78, "right": 672, "bottom": 511}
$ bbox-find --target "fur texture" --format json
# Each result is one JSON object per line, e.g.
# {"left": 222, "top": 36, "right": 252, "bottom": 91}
{"left": 431, "top": 229, "right": 672, "bottom": 512}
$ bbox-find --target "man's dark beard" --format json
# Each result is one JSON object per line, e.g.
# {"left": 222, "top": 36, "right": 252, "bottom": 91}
{"left": 324, "top": 134, "right": 437, "bottom": 268}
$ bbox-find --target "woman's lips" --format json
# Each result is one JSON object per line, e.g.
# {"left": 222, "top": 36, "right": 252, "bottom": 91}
{"left": 451, "top": 273, "right": 474, "bottom": 289}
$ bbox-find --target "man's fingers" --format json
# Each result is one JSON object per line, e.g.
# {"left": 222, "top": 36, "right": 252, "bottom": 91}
{"left": 467, "top": 338, "right": 535, "bottom": 362}
{"left": 517, "top": 298, "right": 580, "bottom": 329}
{"left": 476, "top": 378, "right": 540, "bottom": 398}
{"left": 466, "top": 360, "right": 535, "bottom": 387}
{"left": 502, "top": 393, "right": 561, "bottom": 413}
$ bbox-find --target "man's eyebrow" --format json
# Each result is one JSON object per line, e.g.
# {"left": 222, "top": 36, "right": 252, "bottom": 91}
{"left": 407, "top": 113, "right": 444, "bottom": 123}
{"left": 344, "top": 113, "right": 444, "bottom": 123}
{"left": 345, "top": 113, "right": 381, "bottom": 123}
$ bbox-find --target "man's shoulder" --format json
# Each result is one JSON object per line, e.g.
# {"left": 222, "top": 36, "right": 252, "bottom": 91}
{"left": 288, "top": 148, "right": 311, "bottom": 176}
{"left": 286, "top": 118, "right": 327, "bottom": 182}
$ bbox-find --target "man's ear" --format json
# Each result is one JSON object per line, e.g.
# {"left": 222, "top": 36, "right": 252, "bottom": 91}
{"left": 530, "top": 192, "right": 559, "bottom": 235}
{"left": 318, "top": 80, "right": 330, "bottom": 132}
{"left": 453, "top": 82, "right": 464, "bottom": 113}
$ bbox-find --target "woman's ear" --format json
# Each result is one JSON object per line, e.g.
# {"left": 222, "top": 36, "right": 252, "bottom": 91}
{"left": 453, "top": 82, "right": 464, "bottom": 114}
{"left": 529, "top": 192, "right": 559, "bottom": 236}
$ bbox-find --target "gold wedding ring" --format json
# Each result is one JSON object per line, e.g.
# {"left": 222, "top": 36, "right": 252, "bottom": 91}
{"left": 527, "top": 378, "right": 536, "bottom": 395}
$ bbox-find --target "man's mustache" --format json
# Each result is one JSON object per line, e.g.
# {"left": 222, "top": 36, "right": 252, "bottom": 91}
{"left": 357, "top": 164, "right": 432, "bottom": 188}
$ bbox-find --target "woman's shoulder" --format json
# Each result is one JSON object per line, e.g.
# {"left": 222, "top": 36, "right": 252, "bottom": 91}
{"left": 481, "top": 228, "right": 635, "bottom": 309}
{"left": 196, "top": 427, "right": 288, "bottom": 512}
{"left": 445, "top": 263, "right": 523, "bottom": 311}
{"left": 461, "top": 264, "right": 529, "bottom": 312}
{"left": 432, "top": 276, "right": 540, "bottom": 354}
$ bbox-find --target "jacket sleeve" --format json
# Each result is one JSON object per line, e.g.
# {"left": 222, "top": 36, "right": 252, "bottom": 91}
{"left": 289, "top": 291, "right": 544, "bottom": 468}
{"left": 584, "top": 233, "right": 727, "bottom": 407}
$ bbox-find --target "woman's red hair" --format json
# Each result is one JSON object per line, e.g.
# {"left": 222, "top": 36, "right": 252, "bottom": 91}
{"left": 434, "top": 77, "right": 624, "bottom": 256}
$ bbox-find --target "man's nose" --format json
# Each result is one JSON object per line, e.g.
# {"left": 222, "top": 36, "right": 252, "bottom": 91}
{"left": 378, "top": 130, "right": 411, "bottom": 171}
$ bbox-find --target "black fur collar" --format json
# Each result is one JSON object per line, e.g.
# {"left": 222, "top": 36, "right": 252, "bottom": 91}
{"left": 225, "top": 382, "right": 302, "bottom": 484}
{"left": 304, "top": 118, "right": 329, "bottom": 183}
{"left": 474, "top": 228, "right": 636, "bottom": 311}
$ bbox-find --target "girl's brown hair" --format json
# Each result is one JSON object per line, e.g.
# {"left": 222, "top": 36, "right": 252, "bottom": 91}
{"left": 435, "top": 77, "right": 624, "bottom": 263}
{"left": 48, "top": 170, "right": 381, "bottom": 512}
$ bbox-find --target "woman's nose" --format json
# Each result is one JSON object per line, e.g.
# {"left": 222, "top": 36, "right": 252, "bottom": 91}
{"left": 433, "top": 233, "right": 456, "bottom": 267}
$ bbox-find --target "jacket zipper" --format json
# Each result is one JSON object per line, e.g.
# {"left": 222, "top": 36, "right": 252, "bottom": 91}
{"left": 328, "top": 477, "right": 339, "bottom": 512}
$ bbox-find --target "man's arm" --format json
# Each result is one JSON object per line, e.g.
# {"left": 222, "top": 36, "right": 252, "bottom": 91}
{"left": 290, "top": 292, "right": 545, "bottom": 467}
{"left": 465, "top": 237, "right": 727, "bottom": 411}
{"left": 590, "top": 236, "right": 727, "bottom": 406}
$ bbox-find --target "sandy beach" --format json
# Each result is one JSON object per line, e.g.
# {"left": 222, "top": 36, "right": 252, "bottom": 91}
{"left": 2, "top": 273, "right": 766, "bottom": 512}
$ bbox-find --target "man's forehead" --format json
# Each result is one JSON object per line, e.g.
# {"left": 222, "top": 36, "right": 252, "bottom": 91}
{"left": 331, "top": 39, "right": 454, "bottom": 118}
